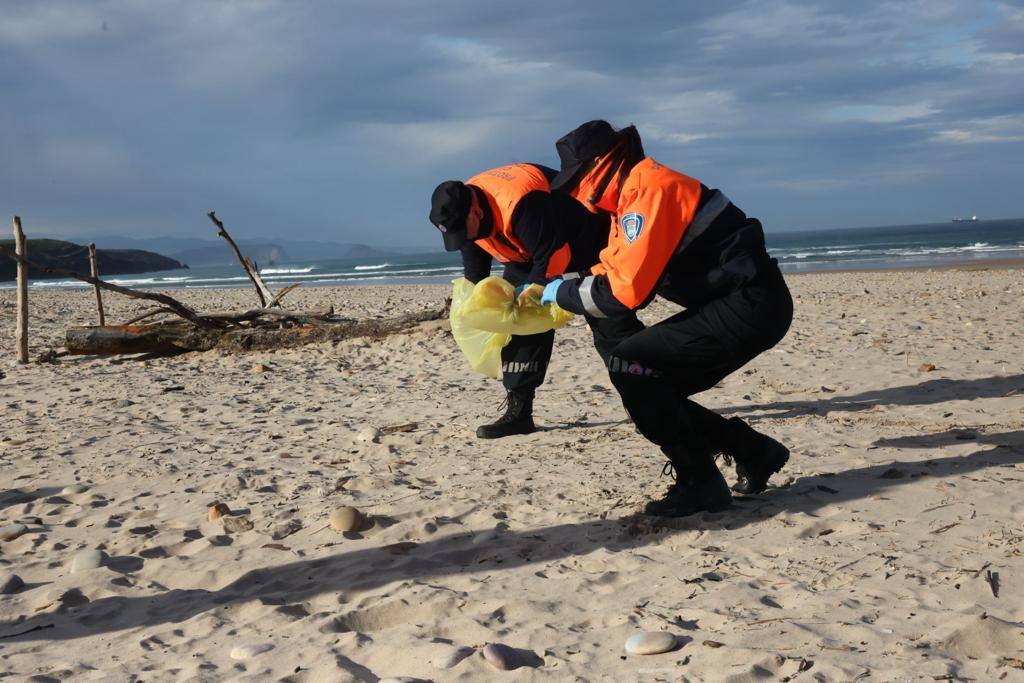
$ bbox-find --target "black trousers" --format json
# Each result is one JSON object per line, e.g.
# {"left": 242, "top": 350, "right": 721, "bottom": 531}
{"left": 498, "top": 244, "right": 608, "bottom": 393}
{"left": 588, "top": 265, "right": 793, "bottom": 458}
{"left": 498, "top": 264, "right": 556, "bottom": 393}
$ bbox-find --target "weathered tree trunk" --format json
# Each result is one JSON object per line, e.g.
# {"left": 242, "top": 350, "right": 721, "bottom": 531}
{"left": 65, "top": 305, "right": 449, "bottom": 355}
{"left": 13, "top": 216, "right": 28, "bottom": 363}
{"left": 65, "top": 323, "right": 219, "bottom": 355}
{"left": 88, "top": 243, "right": 105, "bottom": 326}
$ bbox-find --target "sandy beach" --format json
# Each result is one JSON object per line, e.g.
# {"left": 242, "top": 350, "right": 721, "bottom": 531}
{"left": 1, "top": 267, "right": 1023, "bottom": 681}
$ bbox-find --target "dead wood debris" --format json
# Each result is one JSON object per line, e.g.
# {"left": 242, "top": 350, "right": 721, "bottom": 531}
{"left": 2, "top": 211, "right": 451, "bottom": 357}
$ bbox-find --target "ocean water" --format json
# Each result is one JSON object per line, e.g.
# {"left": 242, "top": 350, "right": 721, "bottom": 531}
{"left": 767, "top": 218, "right": 1024, "bottom": 273}
{"left": 5, "top": 218, "right": 1022, "bottom": 290}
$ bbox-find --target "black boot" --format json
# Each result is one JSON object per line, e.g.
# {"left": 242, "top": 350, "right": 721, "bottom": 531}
{"left": 476, "top": 390, "right": 536, "bottom": 439}
{"left": 643, "top": 449, "right": 732, "bottom": 517}
{"left": 721, "top": 417, "right": 789, "bottom": 494}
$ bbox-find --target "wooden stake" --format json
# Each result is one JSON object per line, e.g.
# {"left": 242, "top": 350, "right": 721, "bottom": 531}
{"left": 12, "top": 218, "right": 28, "bottom": 366}
{"left": 13, "top": 216, "right": 28, "bottom": 363}
{"left": 88, "top": 243, "right": 106, "bottom": 326}
{"left": 206, "top": 211, "right": 276, "bottom": 307}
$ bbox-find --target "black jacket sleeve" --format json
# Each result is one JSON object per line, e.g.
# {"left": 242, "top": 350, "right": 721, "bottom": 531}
{"left": 510, "top": 190, "right": 562, "bottom": 285}
{"left": 555, "top": 273, "right": 636, "bottom": 317}
{"left": 461, "top": 241, "right": 492, "bottom": 283}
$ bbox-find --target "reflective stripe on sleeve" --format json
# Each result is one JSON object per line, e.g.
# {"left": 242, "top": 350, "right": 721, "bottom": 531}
{"left": 562, "top": 271, "right": 581, "bottom": 281}
{"left": 677, "top": 190, "right": 730, "bottom": 254}
{"left": 578, "top": 276, "right": 607, "bottom": 318}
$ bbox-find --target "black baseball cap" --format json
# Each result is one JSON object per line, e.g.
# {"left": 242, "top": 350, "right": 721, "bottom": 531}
{"left": 550, "top": 120, "right": 621, "bottom": 192}
{"left": 429, "top": 180, "right": 473, "bottom": 251}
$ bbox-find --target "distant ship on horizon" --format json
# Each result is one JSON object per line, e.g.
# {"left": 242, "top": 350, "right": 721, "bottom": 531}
{"left": 952, "top": 215, "right": 979, "bottom": 223}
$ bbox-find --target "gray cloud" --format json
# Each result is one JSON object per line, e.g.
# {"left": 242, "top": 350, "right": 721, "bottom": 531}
{"left": 1, "top": 0, "right": 1021, "bottom": 246}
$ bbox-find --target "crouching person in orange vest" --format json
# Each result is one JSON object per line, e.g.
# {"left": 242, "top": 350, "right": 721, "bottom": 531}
{"left": 430, "top": 163, "right": 608, "bottom": 438}
{"left": 541, "top": 121, "right": 793, "bottom": 516}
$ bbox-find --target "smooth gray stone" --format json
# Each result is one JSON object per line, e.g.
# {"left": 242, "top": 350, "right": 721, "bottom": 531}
{"left": 624, "top": 631, "right": 677, "bottom": 655}
{"left": 70, "top": 549, "right": 108, "bottom": 573}
{"left": 482, "top": 643, "right": 518, "bottom": 671}
{"left": 269, "top": 519, "right": 302, "bottom": 540}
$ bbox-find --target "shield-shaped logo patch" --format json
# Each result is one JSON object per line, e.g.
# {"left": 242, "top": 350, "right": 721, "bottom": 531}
{"left": 621, "top": 212, "right": 645, "bottom": 243}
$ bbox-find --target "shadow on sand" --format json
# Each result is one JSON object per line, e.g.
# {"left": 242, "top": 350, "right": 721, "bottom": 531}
{"left": 0, "top": 486, "right": 65, "bottom": 510}
{"left": 719, "top": 373, "right": 1024, "bottom": 420}
{"left": 3, "top": 430, "right": 1022, "bottom": 645}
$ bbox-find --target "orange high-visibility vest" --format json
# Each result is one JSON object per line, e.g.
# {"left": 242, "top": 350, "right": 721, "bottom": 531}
{"left": 590, "top": 158, "right": 703, "bottom": 308}
{"left": 467, "top": 164, "right": 572, "bottom": 278}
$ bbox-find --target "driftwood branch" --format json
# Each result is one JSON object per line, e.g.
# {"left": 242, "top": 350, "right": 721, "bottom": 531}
{"left": 219, "top": 305, "right": 448, "bottom": 352}
{"left": 0, "top": 245, "right": 223, "bottom": 330}
{"left": 206, "top": 211, "right": 275, "bottom": 307}
{"left": 200, "top": 307, "right": 336, "bottom": 325}
{"left": 266, "top": 282, "right": 301, "bottom": 308}
{"left": 122, "top": 307, "right": 177, "bottom": 325}
{"left": 119, "top": 305, "right": 334, "bottom": 329}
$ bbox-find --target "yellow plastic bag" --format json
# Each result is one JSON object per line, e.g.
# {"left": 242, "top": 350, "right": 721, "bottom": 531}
{"left": 449, "top": 278, "right": 510, "bottom": 379}
{"left": 449, "top": 276, "right": 575, "bottom": 378}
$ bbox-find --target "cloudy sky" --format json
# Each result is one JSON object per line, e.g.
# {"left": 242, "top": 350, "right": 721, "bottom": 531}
{"left": 2, "top": 1, "right": 1022, "bottom": 246}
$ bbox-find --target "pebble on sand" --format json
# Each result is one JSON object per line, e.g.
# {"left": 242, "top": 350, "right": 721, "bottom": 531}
{"left": 223, "top": 516, "right": 255, "bottom": 533}
{"left": 0, "top": 523, "right": 27, "bottom": 542}
{"left": 251, "top": 363, "right": 270, "bottom": 373}
{"left": 624, "top": 631, "right": 677, "bottom": 655}
{"left": 329, "top": 506, "right": 363, "bottom": 532}
{"left": 0, "top": 573, "right": 25, "bottom": 594}
{"left": 471, "top": 530, "right": 500, "bottom": 545}
{"left": 70, "top": 549, "right": 108, "bottom": 573}
{"left": 229, "top": 643, "right": 274, "bottom": 660}
{"left": 269, "top": 518, "right": 302, "bottom": 540}
{"left": 61, "top": 484, "right": 88, "bottom": 495}
{"left": 482, "top": 643, "right": 519, "bottom": 671}
{"left": 208, "top": 502, "right": 231, "bottom": 521}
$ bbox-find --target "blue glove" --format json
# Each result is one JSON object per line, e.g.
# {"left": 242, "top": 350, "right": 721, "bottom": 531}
{"left": 541, "top": 279, "right": 563, "bottom": 305}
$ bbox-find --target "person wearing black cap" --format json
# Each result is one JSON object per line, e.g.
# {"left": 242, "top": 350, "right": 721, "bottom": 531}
{"left": 539, "top": 120, "right": 794, "bottom": 517}
{"left": 430, "top": 163, "right": 608, "bottom": 439}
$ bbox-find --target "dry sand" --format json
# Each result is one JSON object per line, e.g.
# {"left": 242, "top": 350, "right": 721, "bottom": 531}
{"left": 1, "top": 268, "right": 1023, "bottom": 682}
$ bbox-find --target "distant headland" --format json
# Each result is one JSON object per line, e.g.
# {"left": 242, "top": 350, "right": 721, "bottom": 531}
{"left": 0, "top": 239, "right": 186, "bottom": 282}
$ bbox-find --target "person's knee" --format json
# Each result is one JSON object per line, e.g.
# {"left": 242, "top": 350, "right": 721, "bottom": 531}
{"left": 606, "top": 355, "right": 665, "bottom": 392}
